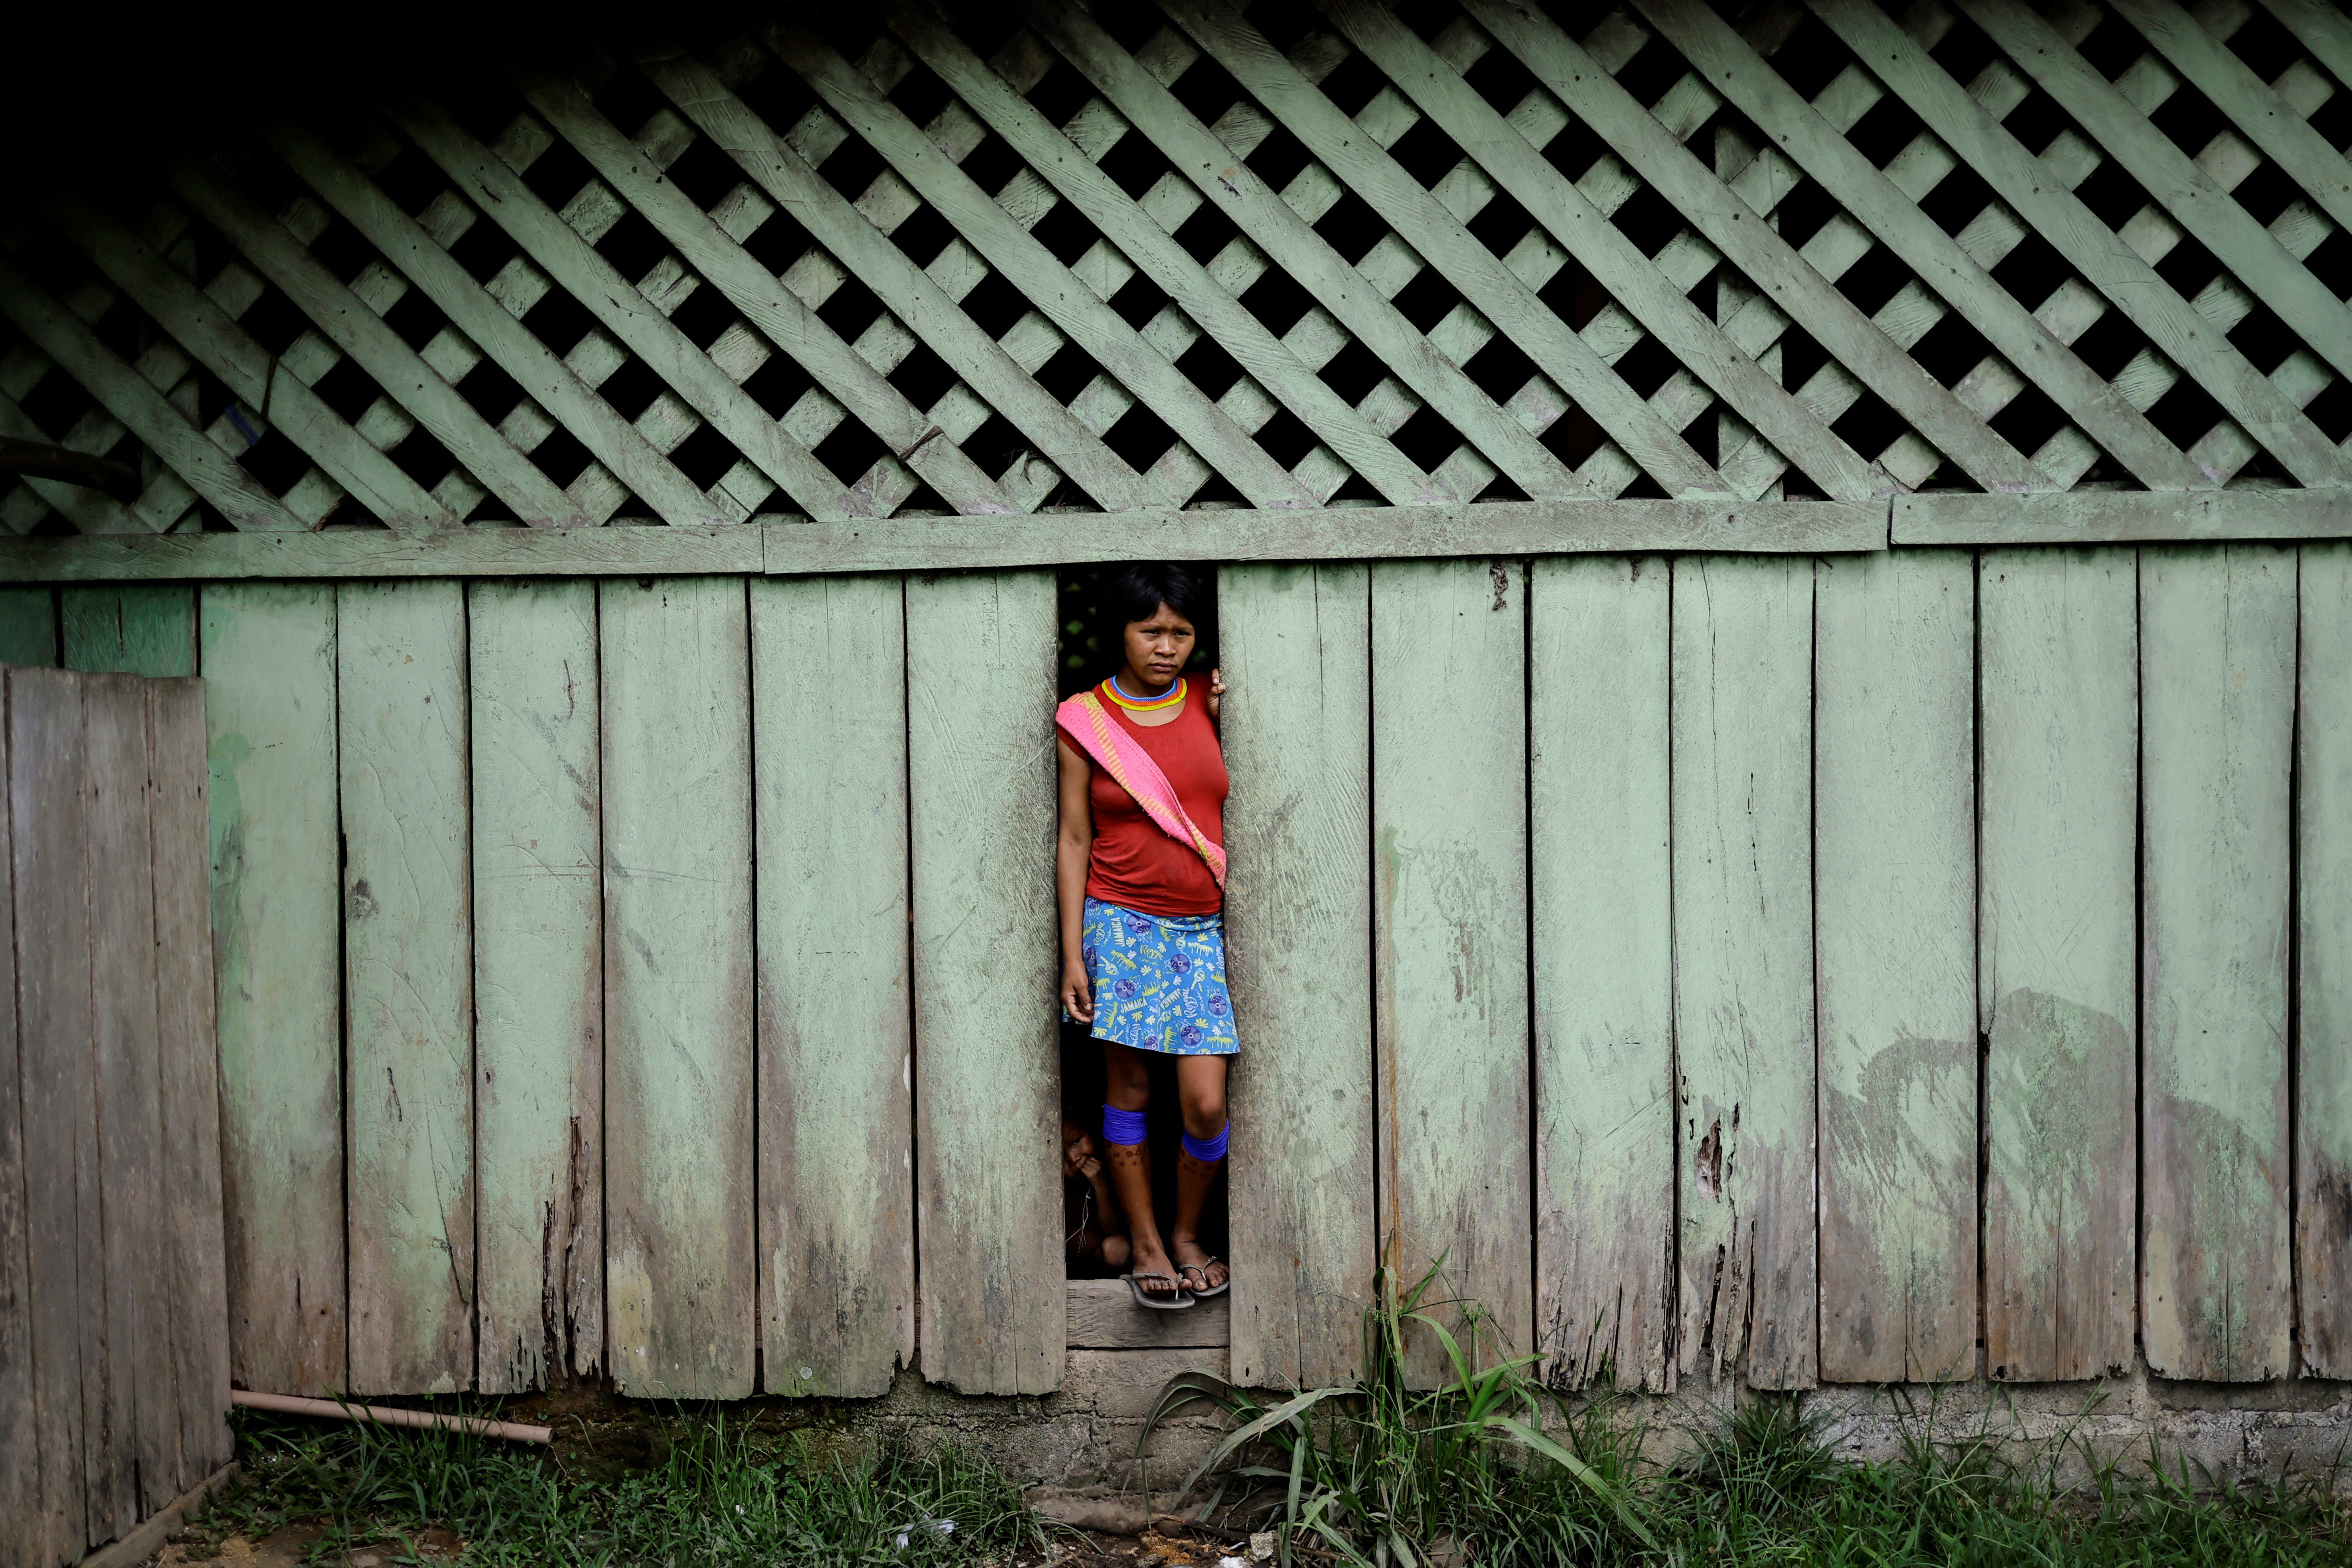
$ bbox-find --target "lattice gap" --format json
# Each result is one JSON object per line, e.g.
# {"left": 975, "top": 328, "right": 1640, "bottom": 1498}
{"left": 3, "top": 0, "right": 2349, "bottom": 540}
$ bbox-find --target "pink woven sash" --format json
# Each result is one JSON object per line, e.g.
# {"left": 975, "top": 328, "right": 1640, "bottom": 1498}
{"left": 1056, "top": 689, "right": 1226, "bottom": 888}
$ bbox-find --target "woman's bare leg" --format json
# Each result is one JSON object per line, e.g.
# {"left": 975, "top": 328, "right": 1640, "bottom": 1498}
{"left": 1102, "top": 1042, "right": 1179, "bottom": 1297}
{"left": 1169, "top": 1056, "right": 1229, "bottom": 1291}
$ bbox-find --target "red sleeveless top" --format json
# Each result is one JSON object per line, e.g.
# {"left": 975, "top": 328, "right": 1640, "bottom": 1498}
{"left": 1056, "top": 684, "right": 1228, "bottom": 917}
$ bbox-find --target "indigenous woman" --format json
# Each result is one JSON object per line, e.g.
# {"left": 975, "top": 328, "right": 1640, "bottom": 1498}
{"left": 1056, "top": 564, "right": 1233, "bottom": 1309}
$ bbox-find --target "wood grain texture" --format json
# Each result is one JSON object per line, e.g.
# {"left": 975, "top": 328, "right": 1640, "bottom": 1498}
{"left": 1067, "top": 1278, "right": 1231, "bottom": 1350}
{"left": 10, "top": 670, "right": 102, "bottom": 1557}
{"left": 1815, "top": 551, "right": 1976, "bottom": 1383}
{"left": 0, "top": 526, "right": 765, "bottom": 581}
{"left": 338, "top": 582, "right": 474, "bottom": 1394}
{"left": 1980, "top": 549, "right": 2137, "bottom": 1383}
{"left": 750, "top": 575, "right": 915, "bottom": 1397}
{"left": 83, "top": 674, "right": 174, "bottom": 1521}
{"left": 0, "top": 682, "right": 34, "bottom": 1564}
{"left": 2141, "top": 545, "right": 2295, "bottom": 1381}
{"left": 147, "top": 679, "right": 233, "bottom": 1485}
{"left": 1894, "top": 489, "right": 2352, "bottom": 546}
{"left": 600, "top": 577, "right": 756, "bottom": 1398}
{"left": 1220, "top": 563, "right": 1376, "bottom": 1389}
{"left": 1529, "top": 556, "right": 1672, "bottom": 1392}
{"left": 61, "top": 587, "right": 196, "bottom": 676}
{"left": 2297, "top": 543, "right": 2352, "bottom": 1374}
{"left": 1671, "top": 556, "right": 1816, "bottom": 1390}
{"left": 202, "top": 585, "right": 345, "bottom": 1395}
{"left": 1372, "top": 557, "right": 1529, "bottom": 1381}
{"left": 468, "top": 580, "right": 602, "bottom": 1394}
{"left": 0, "top": 587, "right": 57, "bottom": 667}
{"left": 905, "top": 570, "right": 1060, "bottom": 1395}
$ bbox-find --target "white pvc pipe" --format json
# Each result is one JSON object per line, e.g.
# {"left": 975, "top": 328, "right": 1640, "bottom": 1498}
{"left": 231, "top": 1388, "right": 554, "bottom": 1444}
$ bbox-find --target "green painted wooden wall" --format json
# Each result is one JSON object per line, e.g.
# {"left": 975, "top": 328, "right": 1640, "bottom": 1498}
{"left": 6, "top": 544, "right": 2347, "bottom": 1396}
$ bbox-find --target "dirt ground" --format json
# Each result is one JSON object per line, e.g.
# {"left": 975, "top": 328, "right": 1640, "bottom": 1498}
{"left": 141, "top": 1520, "right": 1275, "bottom": 1568}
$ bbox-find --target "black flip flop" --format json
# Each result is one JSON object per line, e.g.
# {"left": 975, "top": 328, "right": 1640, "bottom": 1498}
{"left": 1177, "top": 1259, "right": 1231, "bottom": 1300}
{"left": 1122, "top": 1272, "right": 1195, "bottom": 1310}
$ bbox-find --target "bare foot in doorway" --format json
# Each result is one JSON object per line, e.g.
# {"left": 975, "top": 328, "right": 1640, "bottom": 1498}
{"left": 1170, "top": 1237, "right": 1227, "bottom": 1293}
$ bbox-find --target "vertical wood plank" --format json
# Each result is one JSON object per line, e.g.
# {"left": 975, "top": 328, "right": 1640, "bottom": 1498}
{"left": 601, "top": 577, "right": 755, "bottom": 1399}
{"left": 1372, "top": 557, "right": 1530, "bottom": 1379}
{"left": 10, "top": 670, "right": 102, "bottom": 1557}
{"left": 751, "top": 575, "right": 914, "bottom": 1397}
{"left": 62, "top": 586, "right": 197, "bottom": 676}
{"left": 469, "top": 580, "right": 602, "bottom": 1394}
{"left": 203, "top": 585, "right": 344, "bottom": 1395}
{"left": 2298, "top": 542, "right": 2352, "bottom": 1375}
{"left": 1222, "top": 564, "right": 1375, "bottom": 1390}
{"left": 2141, "top": 545, "right": 2295, "bottom": 1382}
{"left": 906, "top": 570, "right": 1060, "bottom": 1396}
{"left": 1815, "top": 550, "right": 1976, "bottom": 1383}
{"left": 1671, "top": 556, "right": 1816, "bottom": 1390}
{"left": 148, "top": 679, "right": 233, "bottom": 1487}
{"left": 85, "top": 675, "right": 174, "bottom": 1521}
{"left": 338, "top": 582, "right": 473, "bottom": 1393}
{"left": 1981, "top": 549, "right": 2137, "bottom": 1383}
{"left": 0, "top": 587, "right": 57, "bottom": 668}
{"left": 0, "top": 680, "right": 35, "bottom": 1563}
{"left": 1529, "top": 556, "right": 1672, "bottom": 1392}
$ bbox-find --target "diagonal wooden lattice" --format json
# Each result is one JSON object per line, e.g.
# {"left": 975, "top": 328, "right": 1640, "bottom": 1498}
{"left": 2, "top": 0, "right": 2348, "bottom": 544}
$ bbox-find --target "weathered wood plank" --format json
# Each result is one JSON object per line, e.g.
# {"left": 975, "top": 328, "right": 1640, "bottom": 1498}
{"left": 905, "top": 570, "right": 1060, "bottom": 1394}
{"left": 0, "top": 680, "right": 34, "bottom": 1565}
{"left": 1528, "top": 556, "right": 1671, "bottom": 1392}
{"left": 1980, "top": 549, "right": 2137, "bottom": 1383}
{"left": 1671, "top": 556, "right": 1815, "bottom": 1389}
{"left": 202, "top": 585, "right": 345, "bottom": 1395}
{"left": 1895, "top": 488, "right": 2352, "bottom": 546}
{"left": 2141, "top": 544, "right": 2295, "bottom": 1381}
{"left": 1815, "top": 550, "right": 1975, "bottom": 1383}
{"left": 62, "top": 586, "right": 196, "bottom": 675}
{"left": 337, "top": 582, "right": 473, "bottom": 1393}
{"left": 0, "top": 524, "right": 765, "bottom": 581}
{"left": 2297, "top": 542, "right": 2352, "bottom": 1375}
{"left": 1807, "top": 0, "right": 2352, "bottom": 489}
{"left": 600, "top": 577, "right": 756, "bottom": 1397}
{"left": 1372, "top": 558, "right": 1529, "bottom": 1379}
{"left": 1068, "top": 1278, "right": 1231, "bottom": 1350}
{"left": 749, "top": 574, "right": 914, "bottom": 1396}
{"left": 10, "top": 670, "right": 104, "bottom": 1556}
{"left": 85, "top": 674, "right": 176, "bottom": 1520}
{"left": 0, "top": 587, "right": 57, "bottom": 666}
{"left": 468, "top": 580, "right": 602, "bottom": 1394}
{"left": 1220, "top": 563, "right": 1375, "bottom": 1390}
{"left": 146, "top": 679, "right": 233, "bottom": 1486}
{"left": 1634, "top": 0, "right": 2205, "bottom": 494}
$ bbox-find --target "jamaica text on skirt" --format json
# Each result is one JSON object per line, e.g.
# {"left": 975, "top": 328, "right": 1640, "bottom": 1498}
{"left": 1068, "top": 896, "right": 1239, "bottom": 1055}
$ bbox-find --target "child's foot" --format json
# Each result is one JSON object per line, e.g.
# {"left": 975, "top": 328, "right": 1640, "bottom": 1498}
{"left": 1126, "top": 1238, "right": 1185, "bottom": 1301}
{"left": 1170, "top": 1237, "right": 1228, "bottom": 1293}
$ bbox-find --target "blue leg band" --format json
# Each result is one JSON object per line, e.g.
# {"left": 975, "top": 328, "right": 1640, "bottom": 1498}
{"left": 1102, "top": 1104, "right": 1149, "bottom": 1147}
{"left": 1181, "top": 1122, "right": 1229, "bottom": 1163}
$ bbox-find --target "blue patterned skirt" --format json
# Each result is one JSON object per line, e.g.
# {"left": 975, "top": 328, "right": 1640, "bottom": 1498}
{"left": 1071, "top": 897, "right": 1239, "bottom": 1056}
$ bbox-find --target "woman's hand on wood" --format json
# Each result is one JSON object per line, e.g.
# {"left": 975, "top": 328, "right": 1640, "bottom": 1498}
{"left": 1206, "top": 667, "right": 1225, "bottom": 720}
{"left": 1061, "top": 956, "right": 1094, "bottom": 1024}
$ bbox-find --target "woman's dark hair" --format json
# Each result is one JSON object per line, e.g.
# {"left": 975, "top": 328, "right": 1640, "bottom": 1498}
{"left": 1103, "top": 563, "right": 1202, "bottom": 629}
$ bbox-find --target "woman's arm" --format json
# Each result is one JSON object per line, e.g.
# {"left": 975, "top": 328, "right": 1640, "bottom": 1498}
{"left": 1056, "top": 736, "right": 1096, "bottom": 1023}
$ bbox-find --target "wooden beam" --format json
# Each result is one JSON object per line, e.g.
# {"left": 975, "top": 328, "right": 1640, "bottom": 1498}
{"left": 1894, "top": 488, "right": 2352, "bottom": 545}
{"left": 0, "top": 523, "right": 764, "bottom": 580}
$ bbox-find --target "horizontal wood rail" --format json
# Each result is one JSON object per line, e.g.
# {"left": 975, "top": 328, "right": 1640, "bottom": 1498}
{"left": 8, "top": 491, "right": 2352, "bottom": 579}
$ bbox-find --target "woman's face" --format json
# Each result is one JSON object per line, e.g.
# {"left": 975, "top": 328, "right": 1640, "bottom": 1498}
{"left": 1122, "top": 603, "right": 1195, "bottom": 690}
